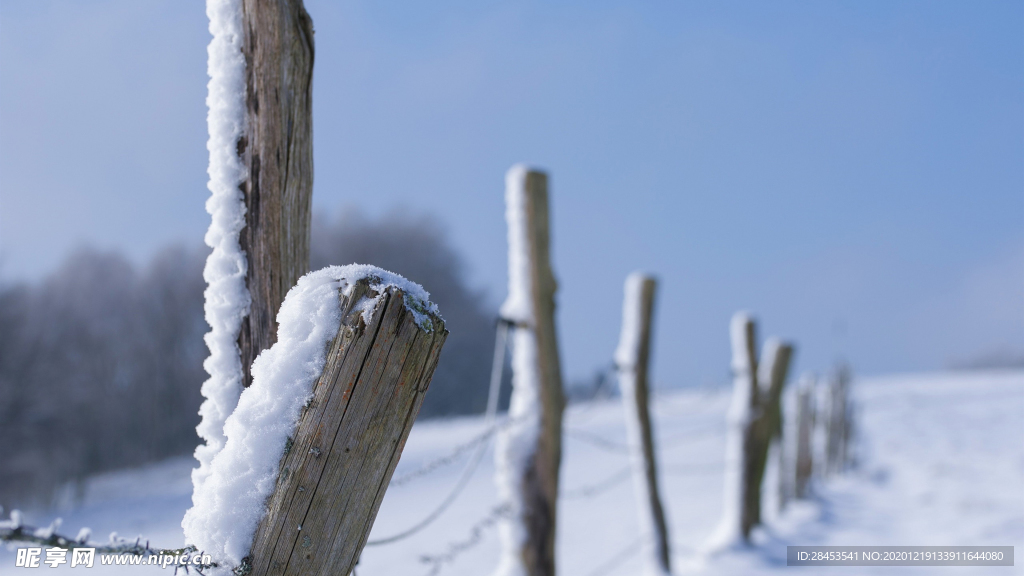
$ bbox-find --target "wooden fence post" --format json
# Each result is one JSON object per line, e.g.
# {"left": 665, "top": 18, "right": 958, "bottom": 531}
{"left": 237, "top": 0, "right": 316, "bottom": 388}
{"left": 494, "top": 166, "right": 565, "bottom": 576}
{"left": 746, "top": 338, "right": 793, "bottom": 532}
{"left": 615, "top": 273, "right": 671, "bottom": 576}
{"left": 714, "top": 314, "right": 795, "bottom": 544}
{"left": 824, "top": 364, "right": 852, "bottom": 475}
{"left": 712, "top": 312, "right": 759, "bottom": 546}
{"left": 793, "top": 374, "right": 815, "bottom": 499}
{"left": 245, "top": 278, "right": 447, "bottom": 576}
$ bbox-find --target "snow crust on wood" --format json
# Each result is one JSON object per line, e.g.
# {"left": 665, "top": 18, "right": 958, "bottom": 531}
{"left": 182, "top": 265, "right": 437, "bottom": 570}
{"left": 192, "top": 0, "right": 250, "bottom": 504}
{"left": 615, "top": 272, "right": 671, "bottom": 576}
{"left": 613, "top": 272, "right": 648, "bottom": 370}
{"left": 708, "top": 311, "right": 756, "bottom": 549}
{"left": 493, "top": 164, "right": 541, "bottom": 576}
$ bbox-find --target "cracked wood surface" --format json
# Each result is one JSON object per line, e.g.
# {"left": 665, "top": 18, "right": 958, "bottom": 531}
{"left": 247, "top": 280, "right": 447, "bottom": 576}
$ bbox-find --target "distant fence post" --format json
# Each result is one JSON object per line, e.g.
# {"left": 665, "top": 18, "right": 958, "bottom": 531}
{"left": 712, "top": 312, "right": 759, "bottom": 546}
{"left": 793, "top": 374, "right": 816, "bottom": 498}
{"left": 713, "top": 313, "right": 795, "bottom": 545}
{"left": 748, "top": 338, "right": 793, "bottom": 530}
{"left": 615, "top": 273, "right": 671, "bottom": 576}
{"left": 824, "top": 364, "right": 852, "bottom": 475}
{"left": 245, "top": 279, "right": 447, "bottom": 576}
{"left": 494, "top": 166, "right": 565, "bottom": 576}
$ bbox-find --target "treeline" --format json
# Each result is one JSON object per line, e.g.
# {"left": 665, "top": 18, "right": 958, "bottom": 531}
{"left": 0, "top": 211, "right": 496, "bottom": 508}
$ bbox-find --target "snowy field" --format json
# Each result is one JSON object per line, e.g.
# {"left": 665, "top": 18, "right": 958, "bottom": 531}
{"left": 2, "top": 369, "right": 1021, "bottom": 575}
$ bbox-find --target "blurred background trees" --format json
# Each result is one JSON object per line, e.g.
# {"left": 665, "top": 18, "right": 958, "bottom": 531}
{"left": 0, "top": 209, "right": 497, "bottom": 509}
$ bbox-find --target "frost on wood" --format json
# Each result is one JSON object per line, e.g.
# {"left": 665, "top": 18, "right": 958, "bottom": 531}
{"left": 493, "top": 164, "right": 566, "bottom": 576}
{"left": 182, "top": 265, "right": 439, "bottom": 570}
{"left": 494, "top": 165, "right": 542, "bottom": 576}
{"left": 708, "top": 311, "right": 757, "bottom": 549}
{"left": 192, "top": 0, "right": 250, "bottom": 502}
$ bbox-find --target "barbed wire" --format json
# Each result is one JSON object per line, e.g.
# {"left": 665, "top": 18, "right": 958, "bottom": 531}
{"left": 387, "top": 424, "right": 499, "bottom": 488}
{"left": 564, "top": 421, "right": 721, "bottom": 456}
{"left": 364, "top": 427, "right": 492, "bottom": 547}
{"left": 564, "top": 428, "right": 631, "bottom": 453}
{"left": 365, "top": 319, "right": 513, "bottom": 546}
{"left": 562, "top": 467, "right": 632, "bottom": 499}
{"left": 417, "top": 503, "right": 511, "bottom": 576}
{"left": 0, "top": 518, "right": 216, "bottom": 574}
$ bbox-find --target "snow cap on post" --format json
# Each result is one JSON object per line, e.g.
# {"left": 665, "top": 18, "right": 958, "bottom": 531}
{"left": 183, "top": 265, "right": 441, "bottom": 571}
{"left": 500, "top": 164, "right": 534, "bottom": 326}
{"left": 614, "top": 272, "right": 656, "bottom": 371}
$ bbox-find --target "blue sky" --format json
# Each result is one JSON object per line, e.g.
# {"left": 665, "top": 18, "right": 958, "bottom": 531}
{"left": 1, "top": 0, "right": 1021, "bottom": 387}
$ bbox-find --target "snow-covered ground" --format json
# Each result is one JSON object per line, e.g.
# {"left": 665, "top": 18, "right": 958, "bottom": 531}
{"left": 3, "top": 369, "right": 1021, "bottom": 574}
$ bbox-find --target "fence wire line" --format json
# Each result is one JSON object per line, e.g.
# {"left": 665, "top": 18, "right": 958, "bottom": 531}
{"left": 387, "top": 425, "right": 498, "bottom": 488}
{"left": 418, "top": 503, "right": 511, "bottom": 576}
{"left": 562, "top": 466, "right": 632, "bottom": 499}
{"left": 388, "top": 319, "right": 514, "bottom": 489}
{"left": 583, "top": 534, "right": 645, "bottom": 576}
{"left": 565, "top": 421, "right": 721, "bottom": 455}
{"left": 365, "top": 320, "right": 512, "bottom": 546}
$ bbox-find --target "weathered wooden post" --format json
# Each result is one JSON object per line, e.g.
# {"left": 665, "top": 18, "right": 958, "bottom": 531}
{"left": 183, "top": 268, "right": 447, "bottom": 575}
{"left": 793, "top": 374, "right": 816, "bottom": 499}
{"left": 193, "top": 0, "right": 315, "bottom": 525}
{"left": 711, "top": 313, "right": 793, "bottom": 545}
{"left": 237, "top": 0, "right": 316, "bottom": 388}
{"left": 710, "top": 312, "right": 758, "bottom": 547}
{"left": 494, "top": 166, "right": 565, "bottom": 576}
{"left": 750, "top": 338, "right": 793, "bottom": 526}
{"left": 615, "top": 273, "right": 671, "bottom": 576}
{"left": 824, "top": 364, "right": 852, "bottom": 475}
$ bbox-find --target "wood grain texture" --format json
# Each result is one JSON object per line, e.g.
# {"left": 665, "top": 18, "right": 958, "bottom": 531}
{"left": 238, "top": 0, "right": 315, "bottom": 388}
{"left": 520, "top": 170, "right": 565, "bottom": 576}
{"left": 246, "top": 280, "right": 447, "bottom": 576}
{"left": 620, "top": 276, "right": 671, "bottom": 573}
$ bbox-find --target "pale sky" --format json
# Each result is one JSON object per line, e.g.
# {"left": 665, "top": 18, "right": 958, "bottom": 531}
{"left": 1, "top": 0, "right": 1021, "bottom": 387}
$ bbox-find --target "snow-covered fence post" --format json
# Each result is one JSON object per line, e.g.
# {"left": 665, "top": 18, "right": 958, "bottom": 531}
{"left": 710, "top": 312, "right": 759, "bottom": 546}
{"left": 793, "top": 374, "right": 816, "bottom": 498}
{"left": 494, "top": 166, "right": 566, "bottom": 576}
{"left": 824, "top": 364, "right": 852, "bottom": 475}
{"left": 711, "top": 313, "right": 793, "bottom": 545}
{"left": 183, "top": 268, "right": 447, "bottom": 575}
{"left": 237, "top": 0, "right": 316, "bottom": 388}
{"left": 191, "top": 0, "right": 315, "bottom": 558}
{"left": 753, "top": 339, "right": 793, "bottom": 523}
{"left": 615, "top": 273, "right": 671, "bottom": 576}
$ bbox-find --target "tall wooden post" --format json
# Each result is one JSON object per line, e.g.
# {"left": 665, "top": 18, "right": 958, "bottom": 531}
{"left": 246, "top": 278, "right": 447, "bottom": 576}
{"left": 748, "top": 339, "right": 793, "bottom": 529}
{"left": 711, "top": 312, "right": 758, "bottom": 546}
{"left": 824, "top": 364, "right": 851, "bottom": 475}
{"left": 494, "top": 166, "right": 565, "bottom": 576}
{"left": 714, "top": 314, "right": 795, "bottom": 545}
{"left": 615, "top": 273, "right": 671, "bottom": 576}
{"left": 238, "top": 0, "right": 315, "bottom": 387}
